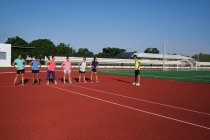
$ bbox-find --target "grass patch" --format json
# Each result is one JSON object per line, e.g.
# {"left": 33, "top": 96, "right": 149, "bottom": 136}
{"left": 98, "top": 70, "right": 210, "bottom": 84}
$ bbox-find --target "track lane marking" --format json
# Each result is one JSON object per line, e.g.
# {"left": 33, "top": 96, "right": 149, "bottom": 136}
{"left": 1, "top": 81, "right": 209, "bottom": 117}
{"left": 64, "top": 84, "right": 210, "bottom": 116}
{"left": 46, "top": 84, "right": 210, "bottom": 130}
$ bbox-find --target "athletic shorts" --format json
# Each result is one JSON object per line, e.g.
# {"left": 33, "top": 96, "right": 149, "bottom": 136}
{"left": 135, "top": 70, "right": 140, "bottom": 75}
{"left": 64, "top": 69, "right": 71, "bottom": 74}
{"left": 79, "top": 70, "right": 85, "bottom": 73}
{"left": 91, "top": 68, "right": 97, "bottom": 72}
{"left": 17, "top": 69, "right": 25, "bottom": 74}
{"left": 32, "top": 70, "right": 39, "bottom": 73}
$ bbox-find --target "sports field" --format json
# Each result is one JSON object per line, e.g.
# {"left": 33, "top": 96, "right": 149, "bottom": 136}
{"left": 0, "top": 68, "right": 210, "bottom": 140}
{"left": 99, "top": 70, "right": 210, "bottom": 84}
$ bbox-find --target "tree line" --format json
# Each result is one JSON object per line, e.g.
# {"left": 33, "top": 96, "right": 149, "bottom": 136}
{"left": 6, "top": 36, "right": 127, "bottom": 62}
{"left": 192, "top": 53, "right": 210, "bottom": 62}
{"left": 5, "top": 36, "right": 210, "bottom": 62}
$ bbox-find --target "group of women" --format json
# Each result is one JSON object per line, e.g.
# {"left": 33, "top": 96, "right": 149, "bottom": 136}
{"left": 12, "top": 55, "right": 99, "bottom": 86}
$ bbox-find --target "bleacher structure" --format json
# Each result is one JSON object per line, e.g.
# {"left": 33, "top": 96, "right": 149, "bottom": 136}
{"left": 2, "top": 42, "right": 208, "bottom": 70}
{"left": 40, "top": 53, "right": 210, "bottom": 70}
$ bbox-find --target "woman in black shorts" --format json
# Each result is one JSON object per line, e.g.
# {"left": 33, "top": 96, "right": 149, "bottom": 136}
{"left": 90, "top": 57, "right": 99, "bottom": 83}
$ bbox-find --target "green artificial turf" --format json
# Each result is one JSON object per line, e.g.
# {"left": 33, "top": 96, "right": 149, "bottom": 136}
{"left": 98, "top": 70, "right": 210, "bottom": 84}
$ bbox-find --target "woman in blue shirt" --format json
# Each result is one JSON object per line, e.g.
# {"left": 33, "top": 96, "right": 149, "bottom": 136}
{"left": 12, "top": 54, "right": 27, "bottom": 86}
{"left": 29, "top": 56, "right": 41, "bottom": 85}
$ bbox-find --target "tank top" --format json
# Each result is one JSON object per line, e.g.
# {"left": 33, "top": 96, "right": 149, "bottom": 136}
{"left": 32, "top": 60, "right": 39, "bottom": 70}
{"left": 63, "top": 61, "right": 71, "bottom": 70}
{"left": 80, "top": 61, "right": 86, "bottom": 72}
{"left": 48, "top": 60, "right": 56, "bottom": 71}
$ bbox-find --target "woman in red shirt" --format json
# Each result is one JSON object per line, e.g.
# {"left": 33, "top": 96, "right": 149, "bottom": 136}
{"left": 46, "top": 56, "right": 57, "bottom": 84}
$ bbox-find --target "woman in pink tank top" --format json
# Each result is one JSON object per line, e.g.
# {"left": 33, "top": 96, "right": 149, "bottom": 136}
{"left": 62, "top": 57, "right": 72, "bottom": 84}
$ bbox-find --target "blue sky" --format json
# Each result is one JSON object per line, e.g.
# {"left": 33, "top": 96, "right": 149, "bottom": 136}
{"left": 0, "top": 0, "right": 210, "bottom": 56}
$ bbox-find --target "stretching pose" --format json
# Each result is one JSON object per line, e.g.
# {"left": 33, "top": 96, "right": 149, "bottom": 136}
{"left": 46, "top": 56, "right": 57, "bottom": 84}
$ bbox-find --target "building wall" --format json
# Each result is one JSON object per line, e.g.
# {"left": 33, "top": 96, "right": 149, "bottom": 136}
{"left": 0, "top": 44, "right": 11, "bottom": 67}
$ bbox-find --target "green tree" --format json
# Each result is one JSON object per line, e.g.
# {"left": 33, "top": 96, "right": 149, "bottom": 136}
{"left": 192, "top": 53, "right": 210, "bottom": 62}
{"left": 29, "top": 39, "right": 56, "bottom": 59}
{"left": 76, "top": 48, "right": 94, "bottom": 57}
{"left": 56, "top": 43, "right": 76, "bottom": 56}
{"left": 5, "top": 36, "right": 29, "bottom": 62}
{"left": 96, "top": 47, "right": 126, "bottom": 58}
{"left": 5, "top": 36, "right": 28, "bottom": 47}
{"left": 144, "top": 48, "right": 159, "bottom": 54}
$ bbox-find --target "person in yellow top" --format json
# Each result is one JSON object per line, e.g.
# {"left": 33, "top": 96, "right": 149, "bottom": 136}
{"left": 132, "top": 54, "right": 141, "bottom": 86}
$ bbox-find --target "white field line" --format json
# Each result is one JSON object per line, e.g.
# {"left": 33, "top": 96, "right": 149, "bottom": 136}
{"left": 0, "top": 70, "right": 74, "bottom": 74}
{"left": 0, "top": 84, "right": 44, "bottom": 88}
{"left": 67, "top": 84, "right": 210, "bottom": 116}
{"left": 46, "top": 84, "right": 210, "bottom": 130}
{"left": 0, "top": 71, "right": 46, "bottom": 74}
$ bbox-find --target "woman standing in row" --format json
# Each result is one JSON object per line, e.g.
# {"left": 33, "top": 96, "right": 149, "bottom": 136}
{"left": 29, "top": 56, "right": 41, "bottom": 84}
{"left": 46, "top": 56, "right": 57, "bottom": 84}
{"left": 90, "top": 57, "right": 99, "bottom": 83}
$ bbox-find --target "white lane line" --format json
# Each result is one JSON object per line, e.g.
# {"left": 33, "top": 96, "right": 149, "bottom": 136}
{"left": 65, "top": 84, "right": 210, "bottom": 116}
{"left": 46, "top": 84, "right": 210, "bottom": 130}
{"left": 0, "top": 70, "right": 78, "bottom": 74}
{"left": 0, "top": 72, "right": 14, "bottom": 74}
{"left": 0, "top": 84, "right": 44, "bottom": 88}
{"left": 0, "top": 71, "right": 45, "bottom": 74}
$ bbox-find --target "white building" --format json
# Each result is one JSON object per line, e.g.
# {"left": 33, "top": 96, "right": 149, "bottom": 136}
{"left": 0, "top": 43, "right": 11, "bottom": 67}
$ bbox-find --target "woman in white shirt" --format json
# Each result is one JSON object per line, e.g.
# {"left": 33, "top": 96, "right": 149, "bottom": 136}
{"left": 78, "top": 57, "right": 87, "bottom": 83}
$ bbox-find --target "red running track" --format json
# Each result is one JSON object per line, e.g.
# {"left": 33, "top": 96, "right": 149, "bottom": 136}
{"left": 0, "top": 69, "right": 210, "bottom": 140}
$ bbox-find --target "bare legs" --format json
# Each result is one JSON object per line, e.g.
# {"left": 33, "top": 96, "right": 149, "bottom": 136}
{"left": 37, "top": 73, "right": 40, "bottom": 84}
{"left": 133, "top": 74, "right": 140, "bottom": 86}
{"left": 13, "top": 74, "right": 24, "bottom": 86}
{"left": 91, "top": 71, "right": 99, "bottom": 82}
{"left": 135, "top": 74, "right": 140, "bottom": 84}
{"left": 90, "top": 72, "right": 93, "bottom": 82}
{"left": 13, "top": 74, "right": 18, "bottom": 86}
{"left": 63, "top": 74, "right": 66, "bottom": 84}
{"left": 79, "top": 73, "right": 86, "bottom": 83}
{"left": 69, "top": 74, "right": 72, "bottom": 83}
{"left": 32, "top": 73, "right": 40, "bottom": 84}
{"left": 63, "top": 74, "right": 72, "bottom": 84}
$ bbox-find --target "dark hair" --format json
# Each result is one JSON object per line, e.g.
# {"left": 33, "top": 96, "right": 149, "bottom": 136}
{"left": 66, "top": 57, "right": 69, "bottom": 59}
{"left": 34, "top": 56, "right": 38, "bottom": 59}
{"left": 52, "top": 56, "right": 55, "bottom": 59}
{"left": 93, "top": 57, "right": 97, "bottom": 61}
{"left": 133, "top": 55, "right": 137, "bottom": 58}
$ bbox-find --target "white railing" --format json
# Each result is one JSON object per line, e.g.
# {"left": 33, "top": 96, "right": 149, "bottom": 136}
{"left": 23, "top": 56, "right": 210, "bottom": 70}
